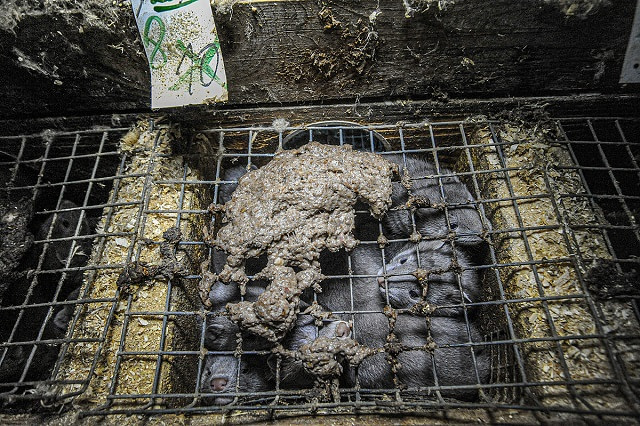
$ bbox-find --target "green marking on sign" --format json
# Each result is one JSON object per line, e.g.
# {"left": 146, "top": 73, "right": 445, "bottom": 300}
{"left": 152, "top": 0, "right": 199, "bottom": 13}
{"left": 143, "top": 15, "right": 167, "bottom": 69}
{"left": 200, "top": 42, "right": 220, "bottom": 80}
{"left": 169, "top": 39, "right": 225, "bottom": 94}
{"left": 170, "top": 40, "right": 200, "bottom": 94}
{"left": 134, "top": 0, "right": 228, "bottom": 106}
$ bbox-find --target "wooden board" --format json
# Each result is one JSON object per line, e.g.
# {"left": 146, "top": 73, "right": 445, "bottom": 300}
{"left": 0, "top": 94, "right": 638, "bottom": 137}
{"left": 0, "top": 1, "right": 636, "bottom": 118}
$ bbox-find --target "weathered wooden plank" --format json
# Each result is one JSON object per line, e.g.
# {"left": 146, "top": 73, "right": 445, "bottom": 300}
{"left": 0, "top": 93, "right": 637, "bottom": 137}
{"left": 217, "top": 0, "right": 637, "bottom": 101}
{"left": 0, "top": 6, "right": 148, "bottom": 117}
{"left": 0, "top": 1, "right": 636, "bottom": 118}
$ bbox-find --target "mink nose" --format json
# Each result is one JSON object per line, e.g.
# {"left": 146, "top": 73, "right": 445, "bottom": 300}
{"left": 335, "top": 321, "right": 351, "bottom": 338}
{"left": 377, "top": 276, "right": 385, "bottom": 287}
{"left": 211, "top": 377, "right": 228, "bottom": 391}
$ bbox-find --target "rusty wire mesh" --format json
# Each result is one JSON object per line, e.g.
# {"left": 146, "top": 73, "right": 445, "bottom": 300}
{"left": 0, "top": 118, "right": 638, "bottom": 421}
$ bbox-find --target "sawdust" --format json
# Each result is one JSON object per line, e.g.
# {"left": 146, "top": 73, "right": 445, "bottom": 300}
{"left": 56, "top": 121, "right": 206, "bottom": 408}
{"left": 469, "top": 122, "right": 639, "bottom": 411}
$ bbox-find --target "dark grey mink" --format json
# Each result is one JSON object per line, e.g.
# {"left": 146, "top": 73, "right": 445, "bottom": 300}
{"left": 217, "top": 164, "right": 256, "bottom": 205}
{"left": 37, "top": 200, "right": 92, "bottom": 281}
{"left": 204, "top": 163, "right": 353, "bottom": 398}
{"left": 393, "top": 315, "right": 490, "bottom": 400}
{"left": 317, "top": 242, "right": 395, "bottom": 389}
{"left": 208, "top": 165, "right": 269, "bottom": 309}
{"left": 0, "top": 200, "right": 91, "bottom": 385}
{"left": 320, "top": 241, "right": 489, "bottom": 399}
{"left": 201, "top": 315, "right": 350, "bottom": 404}
{"left": 383, "top": 155, "right": 487, "bottom": 250}
{"left": 202, "top": 261, "right": 272, "bottom": 405}
{"left": 202, "top": 311, "right": 351, "bottom": 402}
{"left": 377, "top": 240, "right": 481, "bottom": 317}
{"left": 51, "top": 287, "right": 81, "bottom": 335}
{"left": 200, "top": 352, "right": 272, "bottom": 405}
{"left": 208, "top": 161, "right": 489, "bottom": 401}
{"left": 274, "top": 315, "right": 351, "bottom": 388}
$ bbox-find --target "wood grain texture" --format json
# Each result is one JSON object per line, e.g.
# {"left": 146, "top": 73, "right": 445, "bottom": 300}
{"left": 1, "top": 94, "right": 637, "bottom": 136}
{"left": 0, "top": 0, "right": 636, "bottom": 118}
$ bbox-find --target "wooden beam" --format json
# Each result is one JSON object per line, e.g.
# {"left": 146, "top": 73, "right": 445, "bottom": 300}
{"left": 3, "top": 1, "right": 638, "bottom": 118}
{"left": 0, "top": 94, "right": 637, "bottom": 136}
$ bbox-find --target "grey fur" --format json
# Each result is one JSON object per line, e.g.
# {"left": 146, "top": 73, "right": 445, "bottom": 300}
{"left": 37, "top": 200, "right": 91, "bottom": 277}
{"left": 201, "top": 312, "right": 351, "bottom": 402}
{"left": 201, "top": 307, "right": 272, "bottom": 405}
{"left": 217, "top": 164, "right": 256, "bottom": 205}
{"left": 321, "top": 241, "right": 489, "bottom": 399}
{"left": 203, "top": 160, "right": 490, "bottom": 401}
{"left": 208, "top": 164, "right": 268, "bottom": 310}
{"left": 204, "top": 238, "right": 351, "bottom": 398}
{"left": 202, "top": 171, "right": 275, "bottom": 404}
{"left": 0, "top": 201, "right": 91, "bottom": 384}
{"left": 316, "top": 242, "right": 395, "bottom": 389}
{"left": 207, "top": 248, "right": 268, "bottom": 311}
{"left": 200, "top": 316, "right": 351, "bottom": 405}
{"left": 275, "top": 315, "right": 352, "bottom": 388}
{"left": 52, "top": 287, "right": 81, "bottom": 334}
{"left": 0, "top": 289, "right": 81, "bottom": 384}
{"left": 377, "top": 240, "right": 481, "bottom": 316}
{"left": 383, "top": 155, "right": 486, "bottom": 248}
{"left": 393, "top": 315, "right": 490, "bottom": 400}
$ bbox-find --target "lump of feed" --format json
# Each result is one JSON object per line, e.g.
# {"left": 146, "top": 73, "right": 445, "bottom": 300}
{"left": 214, "top": 142, "right": 397, "bottom": 342}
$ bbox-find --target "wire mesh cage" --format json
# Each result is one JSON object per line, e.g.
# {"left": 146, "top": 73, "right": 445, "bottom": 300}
{"left": 0, "top": 117, "right": 638, "bottom": 422}
{"left": 0, "top": 127, "right": 129, "bottom": 405}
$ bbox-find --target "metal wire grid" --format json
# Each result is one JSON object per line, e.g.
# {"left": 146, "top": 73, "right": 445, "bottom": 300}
{"left": 556, "top": 119, "right": 640, "bottom": 275}
{"left": 0, "top": 118, "right": 638, "bottom": 421}
{"left": 68, "top": 118, "right": 638, "bottom": 419}
{"left": 554, "top": 118, "right": 640, "bottom": 399}
{"left": 70, "top": 121, "right": 496, "bottom": 417}
{"left": 481, "top": 120, "right": 639, "bottom": 416}
{"left": 0, "top": 127, "right": 131, "bottom": 402}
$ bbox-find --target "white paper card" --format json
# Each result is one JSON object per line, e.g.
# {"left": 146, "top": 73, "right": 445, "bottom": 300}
{"left": 131, "top": 0, "right": 228, "bottom": 108}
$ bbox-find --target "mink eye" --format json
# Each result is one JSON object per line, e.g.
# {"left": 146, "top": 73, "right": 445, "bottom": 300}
{"left": 409, "top": 289, "right": 420, "bottom": 299}
{"left": 399, "top": 258, "right": 408, "bottom": 265}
